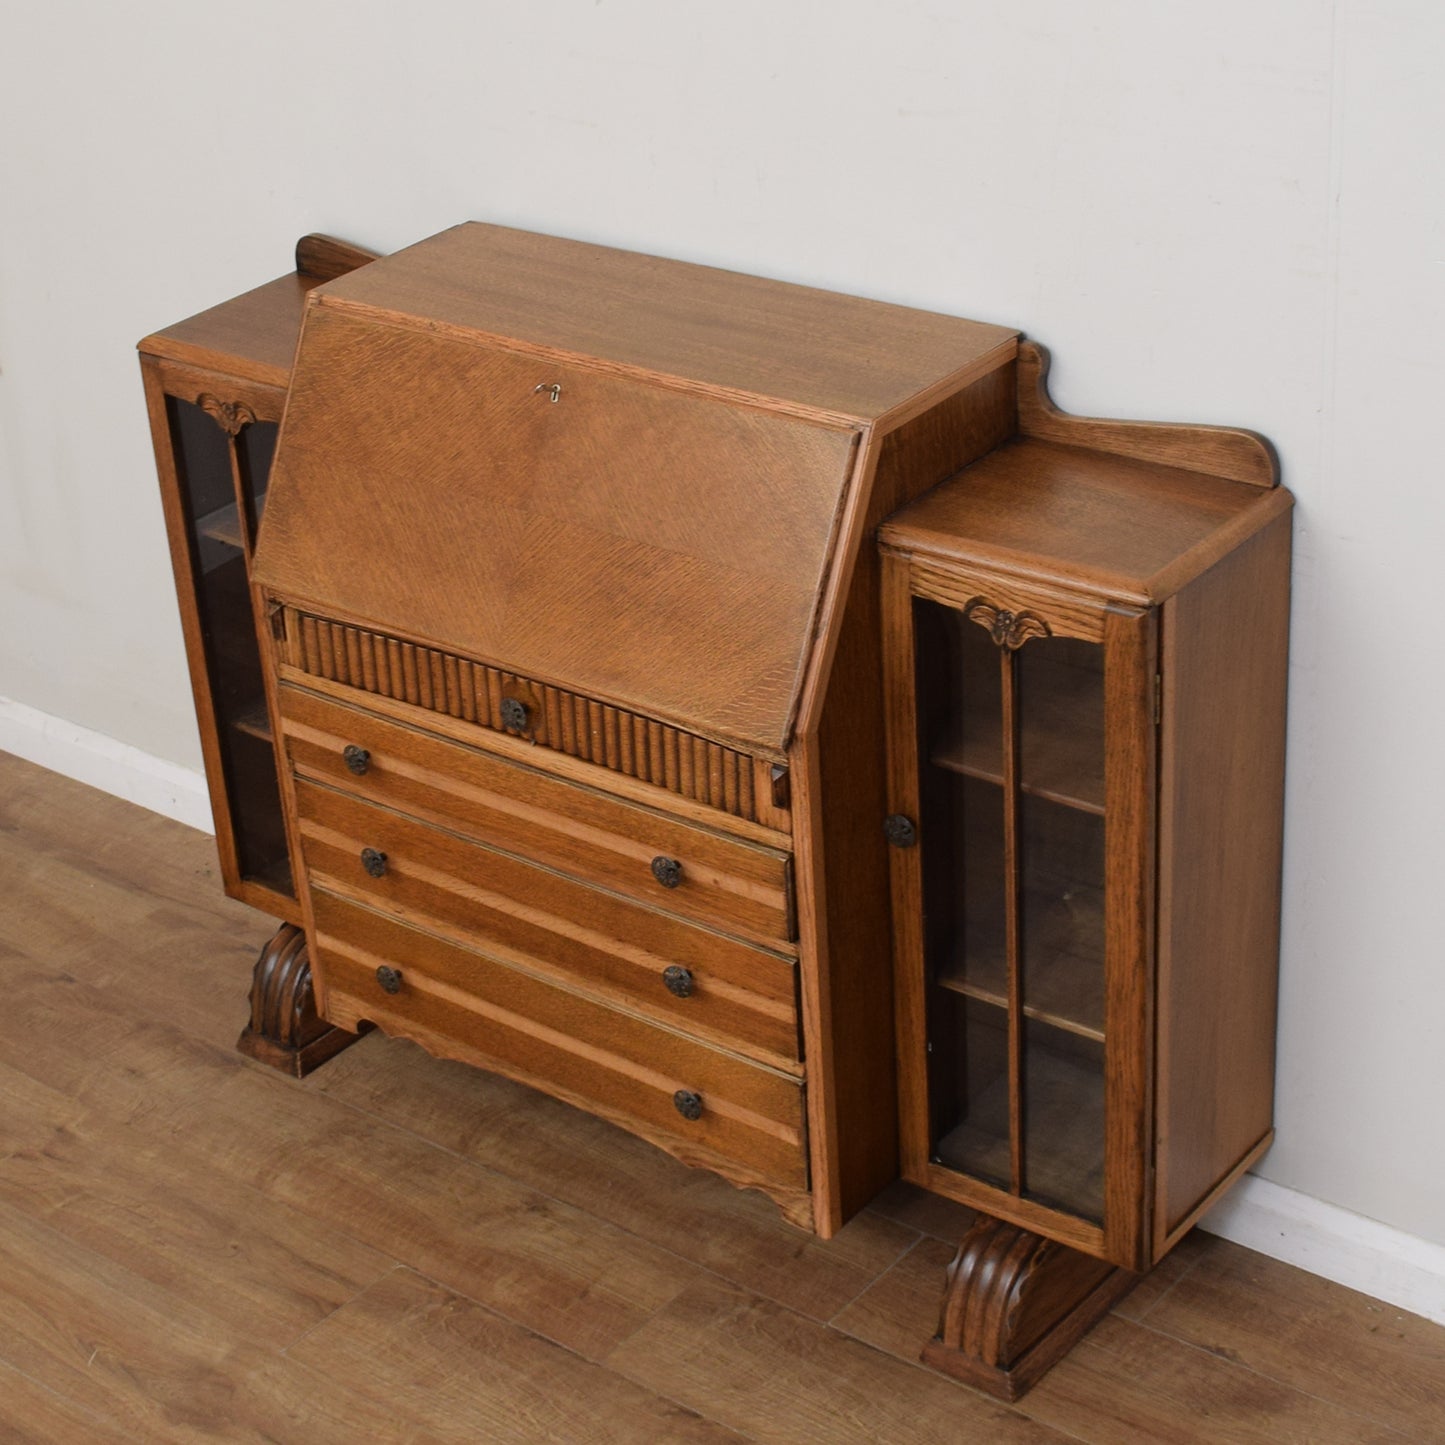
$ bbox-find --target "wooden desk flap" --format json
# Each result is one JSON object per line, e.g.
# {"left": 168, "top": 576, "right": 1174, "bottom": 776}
{"left": 254, "top": 305, "right": 861, "bottom": 752}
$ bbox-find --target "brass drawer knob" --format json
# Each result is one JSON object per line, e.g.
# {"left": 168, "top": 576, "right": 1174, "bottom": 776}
{"left": 672, "top": 1089, "right": 703, "bottom": 1121}
{"left": 361, "top": 847, "right": 388, "bottom": 878}
{"left": 375, "top": 965, "right": 403, "bottom": 994}
{"left": 651, "top": 855, "right": 683, "bottom": 889}
{"left": 343, "top": 744, "right": 371, "bottom": 775}
{"left": 662, "top": 965, "right": 695, "bottom": 999}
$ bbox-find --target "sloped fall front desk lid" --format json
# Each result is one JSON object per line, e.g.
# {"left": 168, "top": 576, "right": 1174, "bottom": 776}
{"left": 251, "top": 224, "right": 1016, "bottom": 754}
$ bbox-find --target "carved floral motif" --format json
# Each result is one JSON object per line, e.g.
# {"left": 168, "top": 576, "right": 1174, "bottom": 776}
{"left": 196, "top": 393, "right": 257, "bottom": 436}
{"left": 961, "top": 596, "right": 1052, "bottom": 651}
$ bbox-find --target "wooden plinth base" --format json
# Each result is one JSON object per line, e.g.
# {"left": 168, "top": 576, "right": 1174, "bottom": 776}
{"left": 237, "top": 923, "right": 358, "bottom": 1078}
{"left": 921, "top": 1215, "right": 1138, "bottom": 1401}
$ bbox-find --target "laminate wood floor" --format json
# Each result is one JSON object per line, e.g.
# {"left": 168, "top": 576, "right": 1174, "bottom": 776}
{"left": 1, "top": 750, "right": 1441, "bottom": 1443}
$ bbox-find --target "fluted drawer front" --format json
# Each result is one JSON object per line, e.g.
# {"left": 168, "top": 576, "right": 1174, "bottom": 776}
{"left": 294, "top": 777, "right": 801, "bottom": 1068}
{"left": 310, "top": 890, "right": 808, "bottom": 1189}
{"left": 279, "top": 683, "right": 795, "bottom": 950}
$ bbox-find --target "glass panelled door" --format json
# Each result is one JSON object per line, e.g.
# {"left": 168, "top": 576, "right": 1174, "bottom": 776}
{"left": 912, "top": 593, "right": 1109, "bottom": 1227}
{"left": 164, "top": 391, "right": 292, "bottom": 899}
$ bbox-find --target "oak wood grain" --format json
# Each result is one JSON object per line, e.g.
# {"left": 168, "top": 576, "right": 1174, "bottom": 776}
{"left": 1155, "top": 513, "right": 1292, "bottom": 1246}
{"left": 3, "top": 756, "right": 1441, "bottom": 1443}
{"left": 295, "top": 779, "right": 800, "bottom": 1067}
{"left": 311, "top": 891, "right": 808, "bottom": 1190}
{"left": 256, "top": 305, "right": 861, "bottom": 754}
{"left": 880, "top": 436, "right": 1290, "bottom": 605}
{"left": 1017, "top": 341, "right": 1278, "bottom": 488}
{"left": 276, "top": 662, "right": 792, "bottom": 847}
{"left": 1100, "top": 605, "right": 1157, "bottom": 1270}
{"left": 315, "top": 220, "right": 1018, "bottom": 424}
{"left": 796, "top": 367, "right": 1018, "bottom": 1234}
{"left": 279, "top": 684, "right": 795, "bottom": 950}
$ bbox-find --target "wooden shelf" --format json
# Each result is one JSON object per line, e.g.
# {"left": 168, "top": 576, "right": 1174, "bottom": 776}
{"left": 198, "top": 500, "right": 245, "bottom": 550}
{"left": 937, "top": 935, "right": 1104, "bottom": 1043}
{"left": 231, "top": 699, "right": 273, "bottom": 743}
{"left": 931, "top": 657, "right": 1104, "bottom": 815}
{"left": 934, "top": 1044, "right": 1105, "bottom": 1222}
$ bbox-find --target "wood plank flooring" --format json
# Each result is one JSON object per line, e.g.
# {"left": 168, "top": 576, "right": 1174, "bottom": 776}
{"left": 1, "top": 750, "right": 1442, "bottom": 1443}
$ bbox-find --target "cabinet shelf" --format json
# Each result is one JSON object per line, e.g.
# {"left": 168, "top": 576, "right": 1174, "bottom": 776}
{"left": 934, "top": 1042, "right": 1105, "bottom": 1222}
{"left": 232, "top": 699, "right": 273, "bottom": 743}
{"left": 198, "top": 500, "right": 245, "bottom": 550}
{"left": 936, "top": 930, "right": 1104, "bottom": 1043}
{"left": 930, "top": 656, "right": 1104, "bottom": 816}
{"left": 197, "top": 490, "right": 269, "bottom": 552}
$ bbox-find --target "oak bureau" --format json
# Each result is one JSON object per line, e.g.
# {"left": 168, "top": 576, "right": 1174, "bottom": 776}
{"left": 140, "top": 224, "right": 1290, "bottom": 1395}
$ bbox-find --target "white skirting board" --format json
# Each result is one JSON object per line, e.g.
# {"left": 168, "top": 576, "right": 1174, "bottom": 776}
{"left": 0, "top": 695, "right": 214, "bottom": 836}
{"left": 3, "top": 692, "right": 1443, "bottom": 1326}
{"left": 1200, "top": 1175, "right": 1445, "bottom": 1326}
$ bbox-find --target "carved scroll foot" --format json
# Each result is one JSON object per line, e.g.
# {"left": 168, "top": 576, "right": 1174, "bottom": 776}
{"left": 921, "top": 1215, "right": 1138, "bottom": 1401}
{"left": 236, "top": 923, "right": 358, "bottom": 1078}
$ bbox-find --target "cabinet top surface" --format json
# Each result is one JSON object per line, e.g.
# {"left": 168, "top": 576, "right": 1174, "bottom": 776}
{"left": 310, "top": 222, "right": 1017, "bottom": 423}
{"left": 139, "top": 273, "right": 316, "bottom": 390}
{"left": 880, "top": 438, "right": 1293, "bottom": 603}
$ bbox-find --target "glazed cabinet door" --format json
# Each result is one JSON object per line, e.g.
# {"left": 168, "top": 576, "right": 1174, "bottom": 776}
{"left": 882, "top": 554, "right": 1156, "bottom": 1269}
{"left": 142, "top": 357, "right": 296, "bottom": 919}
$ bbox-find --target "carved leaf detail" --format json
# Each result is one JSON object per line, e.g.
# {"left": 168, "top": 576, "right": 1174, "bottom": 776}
{"left": 961, "top": 596, "right": 1053, "bottom": 651}
{"left": 196, "top": 393, "right": 257, "bottom": 436}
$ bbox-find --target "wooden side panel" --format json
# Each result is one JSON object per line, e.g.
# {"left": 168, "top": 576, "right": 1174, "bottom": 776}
{"left": 799, "top": 369, "right": 1017, "bottom": 1232}
{"left": 1101, "top": 605, "right": 1157, "bottom": 1271}
{"left": 1154, "top": 511, "right": 1292, "bottom": 1248}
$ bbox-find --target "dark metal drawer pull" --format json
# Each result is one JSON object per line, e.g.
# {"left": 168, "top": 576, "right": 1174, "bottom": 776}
{"left": 651, "top": 855, "right": 683, "bottom": 889}
{"left": 343, "top": 744, "right": 371, "bottom": 775}
{"left": 360, "top": 847, "right": 388, "bottom": 878}
{"left": 662, "top": 966, "right": 695, "bottom": 999}
{"left": 673, "top": 1089, "right": 703, "bottom": 1121}
{"left": 499, "top": 697, "right": 529, "bottom": 733}
{"left": 375, "top": 965, "right": 403, "bottom": 995}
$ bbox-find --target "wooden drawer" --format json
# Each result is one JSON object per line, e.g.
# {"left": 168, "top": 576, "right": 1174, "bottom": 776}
{"left": 294, "top": 777, "right": 800, "bottom": 1068}
{"left": 280, "top": 684, "right": 795, "bottom": 949}
{"left": 310, "top": 890, "right": 808, "bottom": 1190}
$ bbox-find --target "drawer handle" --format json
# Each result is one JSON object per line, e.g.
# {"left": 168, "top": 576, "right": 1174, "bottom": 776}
{"left": 360, "top": 847, "right": 389, "bottom": 878}
{"left": 672, "top": 1089, "right": 703, "bottom": 1121}
{"left": 499, "top": 696, "right": 529, "bottom": 733}
{"left": 651, "top": 855, "right": 683, "bottom": 889}
{"left": 375, "top": 965, "right": 403, "bottom": 995}
{"left": 343, "top": 744, "right": 371, "bottom": 775}
{"left": 662, "top": 965, "right": 695, "bottom": 999}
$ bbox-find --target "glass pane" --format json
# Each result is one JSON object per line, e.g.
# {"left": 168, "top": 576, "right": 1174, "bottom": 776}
{"left": 169, "top": 397, "right": 292, "bottom": 896}
{"left": 236, "top": 419, "right": 278, "bottom": 541}
{"left": 1018, "top": 636, "right": 1107, "bottom": 1222}
{"left": 911, "top": 599, "right": 1110, "bottom": 1227}
{"left": 914, "top": 599, "right": 1011, "bottom": 1188}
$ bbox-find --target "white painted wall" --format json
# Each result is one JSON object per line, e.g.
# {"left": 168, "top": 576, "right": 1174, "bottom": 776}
{"left": 2, "top": 1, "right": 1442, "bottom": 1265}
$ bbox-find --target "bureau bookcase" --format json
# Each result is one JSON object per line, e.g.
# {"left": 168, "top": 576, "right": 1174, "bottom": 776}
{"left": 140, "top": 225, "right": 1289, "bottom": 1394}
